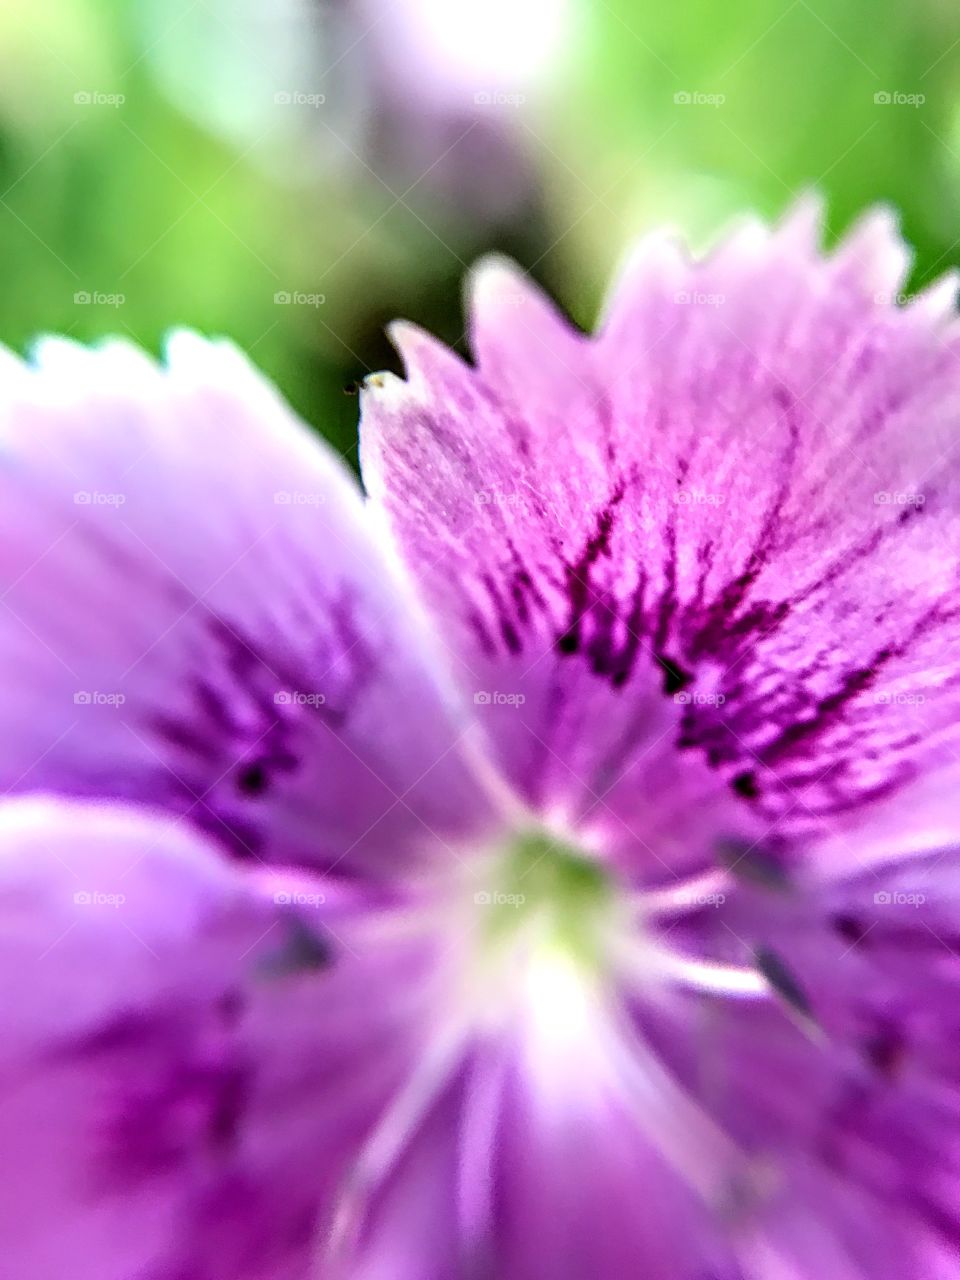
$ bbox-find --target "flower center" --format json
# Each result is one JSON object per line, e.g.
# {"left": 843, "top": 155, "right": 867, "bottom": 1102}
{"left": 474, "top": 830, "right": 616, "bottom": 968}
{"left": 447, "top": 828, "right": 768, "bottom": 1036}
{"left": 451, "top": 829, "right": 629, "bottom": 1036}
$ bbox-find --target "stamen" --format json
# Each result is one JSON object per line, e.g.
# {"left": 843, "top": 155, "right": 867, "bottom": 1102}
{"left": 614, "top": 933, "right": 769, "bottom": 1000}
{"left": 634, "top": 868, "right": 733, "bottom": 917}
{"left": 320, "top": 1014, "right": 471, "bottom": 1271}
{"left": 651, "top": 950, "right": 769, "bottom": 998}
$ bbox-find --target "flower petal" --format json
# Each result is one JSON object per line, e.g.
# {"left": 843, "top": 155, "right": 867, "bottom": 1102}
{"left": 632, "top": 849, "right": 960, "bottom": 1276}
{"left": 0, "top": 335, "right": 495, "bottom": 876}
{"left": 360, "top": 203, "right": 960, "bottom": 878}
{"left": 337, "top": 988, "right": 748, "bottom": 1280}
{"left": 0, "top": 795, "right": 445, "bottom": 1280}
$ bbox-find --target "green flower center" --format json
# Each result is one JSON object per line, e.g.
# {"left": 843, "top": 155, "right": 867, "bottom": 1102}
{"left": 475, "top": 829, "right": 619, "bottom": 977}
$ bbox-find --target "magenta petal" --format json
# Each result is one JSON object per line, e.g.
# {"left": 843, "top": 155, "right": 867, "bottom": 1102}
{"left": 0, "top": 336, "right": 495, "bottom": 876}
{"left": 360, "top": 203, "right": 960, "bottom": 879}
{"left": 627, "top": 842, "right": 960, "bottom": 1274}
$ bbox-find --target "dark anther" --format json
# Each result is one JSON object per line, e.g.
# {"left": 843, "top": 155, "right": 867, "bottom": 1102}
{"left": 237, "top": 762, "right": 269, "bottom": 796}
{"left": 864, "top": 1027, "right": 905, "bottom": 1079}
{"left": 259, "top": 917, "right": 333, "bottom": 978}
{"left": 556, "top": 630, "right": 579, "bottom": 655}
{"left": 716, "top": 839, "right": 791, "bottom": 892}
{"left": 831, "top": 913, "right": 869, "bottom": 947}
{"left": 731, "top": 770, "right": 760, "bottom": 799}
{"left": 754, "top": 946, "right": 814, "bottom": 1023}
{"left": 657, "top": 653, "right": 693, "bottom": 695}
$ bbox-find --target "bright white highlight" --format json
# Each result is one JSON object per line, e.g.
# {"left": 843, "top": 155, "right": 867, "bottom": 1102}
{"left": 387, "top": 0, "right": 573, "bottom": 103}
{"left": 522, "top": 945, "right": 598, "bottom": 1046}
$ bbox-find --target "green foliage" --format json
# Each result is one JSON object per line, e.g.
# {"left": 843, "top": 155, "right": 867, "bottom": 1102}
{"left": 2, "top": 0, "right": 960, "bottom": 449}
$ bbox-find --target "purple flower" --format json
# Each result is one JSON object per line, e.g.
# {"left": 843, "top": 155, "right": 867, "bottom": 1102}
{"left": 2, "top": 199, "right": 959, "bottom": 1278}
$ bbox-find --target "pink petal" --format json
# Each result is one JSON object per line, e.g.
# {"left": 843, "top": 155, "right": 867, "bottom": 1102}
{"left": 360, "top": 202, "right": 960, "bottom": 882}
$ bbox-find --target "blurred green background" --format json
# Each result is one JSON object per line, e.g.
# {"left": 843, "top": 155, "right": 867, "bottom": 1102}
{"left": 2, "top": 0, "right": 960, "bottom": 458}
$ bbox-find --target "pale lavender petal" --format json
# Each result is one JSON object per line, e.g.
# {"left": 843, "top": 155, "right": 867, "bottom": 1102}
{"left": 0, "top": 336, "right": 496, "bottom": 875}
{"left": 335, "top": 986, "right": 746, "bottom": 1279}
{"left": 0, "top": 795, "right": 446, "bottom": 1280}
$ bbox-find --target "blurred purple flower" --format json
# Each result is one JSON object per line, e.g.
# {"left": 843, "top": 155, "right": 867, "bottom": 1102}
{"left": 143, "top": 0, "right": 569, "bottom": 230}
{"left": 2, "top": 200, "right": 960, "bottom": 1277}
{"left": 352, "top": 0, "right": 573, "bottom": 224}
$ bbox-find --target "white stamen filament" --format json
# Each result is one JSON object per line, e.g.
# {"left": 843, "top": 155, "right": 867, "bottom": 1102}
{"left": 652, "top": 951, "right": 769, "bottom": 997}
{"left": 632, "top": 868, "right": 733, "bottom": 917}
{"left": 319, "top": 1013, "right": 472, "bottom": 1273}
{"left": 604, "top": 1011, "right": 749, "bottom": 1203}
{"left": 613, "top": 934, "right": 769, "bottom": 1000}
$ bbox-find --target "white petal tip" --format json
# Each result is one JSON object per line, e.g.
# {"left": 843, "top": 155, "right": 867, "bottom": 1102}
{"left": 467, "top": 254, "right": 532, "bottom": 310}
{"left": 834, "top": 204, "right": 912, "bottom": 292}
